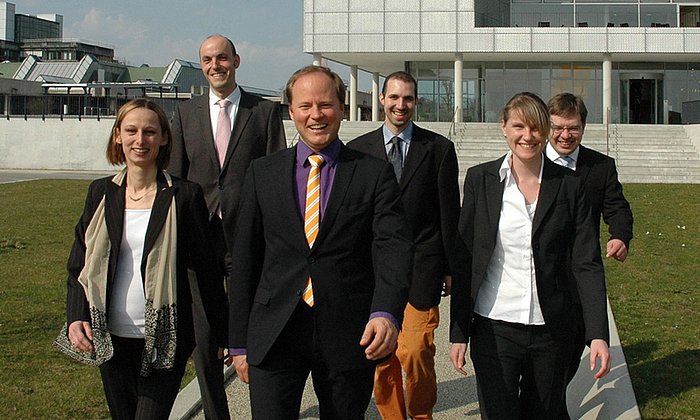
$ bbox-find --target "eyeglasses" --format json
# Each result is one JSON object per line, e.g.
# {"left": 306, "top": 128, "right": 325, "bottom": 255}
{"left": 551, "top": 125, "right": 581, "bottom": 135}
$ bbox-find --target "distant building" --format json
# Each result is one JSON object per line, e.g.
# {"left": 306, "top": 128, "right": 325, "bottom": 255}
{"left": 305, "top": 1, "right": 700, "bottom": 124}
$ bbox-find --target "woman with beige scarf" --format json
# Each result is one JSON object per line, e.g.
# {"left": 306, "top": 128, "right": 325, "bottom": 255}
{"left": 55, "top": 99, "right": 228, "bottom": 419}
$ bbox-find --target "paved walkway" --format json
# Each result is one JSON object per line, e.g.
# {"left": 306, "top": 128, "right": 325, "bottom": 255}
{"left": 172, "top": 299, "right": 641, "bottom": 420}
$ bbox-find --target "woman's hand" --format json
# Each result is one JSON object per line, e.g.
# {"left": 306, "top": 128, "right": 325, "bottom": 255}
{"left": 68, "top": 320, "right": 94, "bottom": 353}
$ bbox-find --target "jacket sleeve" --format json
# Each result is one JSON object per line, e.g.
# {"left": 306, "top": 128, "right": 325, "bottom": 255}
{"left": 65, "top": 180, "right": 103, "bottom": 326}
{"left": 449, "top": 168, "right": 475, "bottom": 344}
{"left": 266, "top": 102, "right": 287, "bottom": 154}
{"left": 168, "top": 103, "right": 190, "bottom": 179}
{"left": 572, "top": 179, "right": 610, "bottom": 344}
{"left": 438, "top": 141, "right": 461, "bottom": 275}
{"left": 602, "top": 159, "right": 634, "bottom": 248}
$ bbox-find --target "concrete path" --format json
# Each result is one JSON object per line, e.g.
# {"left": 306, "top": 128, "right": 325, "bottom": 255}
{"left": 173, "top": 298, "right": 641, "bottom": 419}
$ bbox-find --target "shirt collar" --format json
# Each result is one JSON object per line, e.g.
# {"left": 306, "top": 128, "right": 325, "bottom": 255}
{"left": 545, "top": 142, "right": 580, "bottom": 163}
{"left": 382, "top": 122, "right": 413, "bottom": 146}
{"left": 296, "top": 138, "right": 341, "bottom": 167}
{"left": 499, "top": 150, "right": 545, "bottom": 184}
{"left": 209, "top": 85, "right": 241, "bottom": 107}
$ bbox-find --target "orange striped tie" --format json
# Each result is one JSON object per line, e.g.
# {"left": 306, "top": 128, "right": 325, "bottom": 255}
{"left": 303, "top": 154, "right": 324, "bottom": 307}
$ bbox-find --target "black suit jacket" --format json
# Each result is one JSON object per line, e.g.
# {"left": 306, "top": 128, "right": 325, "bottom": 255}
{"left": 228, "top": 143, "right": 412, "bottom": 373}
{"left": 450, "top": 156, "right": 609, "bottom": 346}
{"left": 574, "top": 145, "right": 633, "bottom": 248}
{"left": 168, "top": 89, "right": 286, "bottom": 254}
{"left": 65, "top": 172, "right": 228, "bottom": 352}
{"left": 348, "top": 124, "right": 460, "bottom": 309}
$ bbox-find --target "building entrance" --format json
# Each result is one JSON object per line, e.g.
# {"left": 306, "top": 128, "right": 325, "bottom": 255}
{"left": 620, "top": 73, "right": 664, "bottom": 124}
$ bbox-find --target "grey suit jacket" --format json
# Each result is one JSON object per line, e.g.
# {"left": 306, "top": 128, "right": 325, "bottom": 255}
{"left": 450, "top": 156, "right": 609, "bottom": 346}
{"left": 168, "top": 89, "right": 286, "bottom": 253}
{"left": 348, "top": 124, "right": 460, "bottom": 309}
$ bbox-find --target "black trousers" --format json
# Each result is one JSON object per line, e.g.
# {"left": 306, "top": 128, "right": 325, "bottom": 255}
{"left": 99, "top": 335, "right": 188, "bottom": 420}
{"left": 248, "top": 302, "right": 375, "bottom": 420}
{"left": 470, "top": 315, "right": 573, "bottom": 420}
{"left": 190, "top": 214, "right": 230, "bottom": 420}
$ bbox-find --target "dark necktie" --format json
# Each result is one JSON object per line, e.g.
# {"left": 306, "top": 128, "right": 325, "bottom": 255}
{"left": 388, "top": 136, "right": 403, "bottom": 181}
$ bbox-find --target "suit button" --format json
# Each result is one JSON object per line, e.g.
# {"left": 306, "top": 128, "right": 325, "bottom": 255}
{"left": 308, "top": 257, "right": 316, "bottom": 264}
{"left": 218, "top": 185, "right": 225, "bottom": 190}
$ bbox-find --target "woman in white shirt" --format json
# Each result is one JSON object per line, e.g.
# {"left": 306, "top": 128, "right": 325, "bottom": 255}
{"left": 55, "top": 99, "right": 227, "bottom": 419}
{"left": 449, "top": 92, "right": 610, "bottom": 419}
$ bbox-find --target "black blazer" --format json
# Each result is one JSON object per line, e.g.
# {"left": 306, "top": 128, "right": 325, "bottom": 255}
{"left": 450, "top": 156, "right": 609, "bottom": 346}
{"left": 574, "top": 145, "right": 633, "bottom": 248}
{"left": 348, "top": 124, "right": 460, "bottom": 309}
{"left": 168, "top": 89, "right": 286, "bottom": 253}
{"left": 228, "top": 143, "right": 413, "bottom": 373}
{"left": 65, "top": 172, "right": 228, "bottom": 352}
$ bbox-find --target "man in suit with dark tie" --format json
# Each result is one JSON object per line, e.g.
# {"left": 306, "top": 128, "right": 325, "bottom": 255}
{"left": 228, "top": 65, "right": 413, "bottom": 419}
{"left": 168, "top": 34, "right": 286, "bottom": 419}
{"left": 348, "top": 71, "right": 460, "bottom": 420}
{"left": 545, "top": 92, "right": 633, "bottom": 396}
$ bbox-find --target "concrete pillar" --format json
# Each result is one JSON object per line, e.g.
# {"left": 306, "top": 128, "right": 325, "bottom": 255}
{"left": 350, "top": 65, "right": 358, "bottom": 121}
{"left": 603, "top": 53, "right": 612, "bottom": 125}
{"left": 313, "top": 53, "right": 322, "bottom": 66}
{"left": 454, "top": 53, "right": 463, "bottom": 123}
{"left": 372, "top": 72, "right": 380, "bottom": 122}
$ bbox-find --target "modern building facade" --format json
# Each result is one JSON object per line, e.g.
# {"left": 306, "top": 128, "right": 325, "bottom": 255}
{"left": 303, "top": 0, "right": 700, "bottom": 124}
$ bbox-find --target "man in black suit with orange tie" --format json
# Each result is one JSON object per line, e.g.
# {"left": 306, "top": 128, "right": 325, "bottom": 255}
{"left": 228, "top": 65, "right": 412, "bottom": 419}
{"left": 348, "top": 71, "right": 460, "bottom": 420}
{"left": 168, "top": 34, "right": 286, "bottom": 419}
{"left": 545, "top": 92, "right": 633, "bottom": 404}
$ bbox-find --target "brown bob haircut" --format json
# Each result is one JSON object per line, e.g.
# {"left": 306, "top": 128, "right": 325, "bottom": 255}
{"left": 501, "top": 92, "right": 550, "bottom": 136}
{"left": 285, "top": 65, "right": 346, "bottom": 105}
{"left": 106, "top": 99, "right": 172, "bottom": 169}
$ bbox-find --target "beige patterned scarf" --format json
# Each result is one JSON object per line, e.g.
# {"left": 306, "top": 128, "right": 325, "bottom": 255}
{"left": 54, "top": 169, "right": 178, "bottom": 377}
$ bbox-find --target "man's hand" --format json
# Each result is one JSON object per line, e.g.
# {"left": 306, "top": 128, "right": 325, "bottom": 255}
{"left": 68, "top": 320, "right": 94, "bottom": 353}
{"left": 606, "top": 239, "right": 628, "bottom": 262}
{"left": 590, "top": 338, "right": 611, "bottom": 379}
{"left": 360, "top": 317, "right": 398, "bottom": 360}
{"left": 442, "top": 275, "right": 453, "bottom": 297}
{"left": 449, "top": 343, "right": 469, "bottom": 375}
{"left": 232, "top": 355, "right": 250, "bottom": 384}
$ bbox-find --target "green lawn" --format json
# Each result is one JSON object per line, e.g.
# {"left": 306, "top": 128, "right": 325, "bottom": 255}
{"left": 0, "top": 180, "right": 698, "bottom": 418}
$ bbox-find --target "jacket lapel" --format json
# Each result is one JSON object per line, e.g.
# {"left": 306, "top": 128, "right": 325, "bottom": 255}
{"left": 315, "top": 145, "right": 356, "bottom": 249}
{"left": 574, "top": 145, "right": 593, "bottom": 183}
{"left": 485, "top": 158, "right": 505, "bottom": 233}
{"left": 532, "top": 159, "right": 562, "bottom": 234}
{"left": 400, "top": 129, "right": 428, "bottom": 190}
{"left": 143, "top": 172, "right": 175, "bottom": 258}
{"left": 222, "top": 89, "right": 252, "bottom": 169}
{"left": 105, "top": 177, "right": 125, "bottom": 256}
{"left": 195, "top": 96, "right": 220, "bottom": 169}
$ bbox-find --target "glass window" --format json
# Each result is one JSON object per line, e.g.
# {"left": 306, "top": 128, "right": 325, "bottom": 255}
{"left": 575, "top": 4, "right": 639, "bottom": 27}
{"left": 640, "top": 4, "right": 678, "bottom": 27}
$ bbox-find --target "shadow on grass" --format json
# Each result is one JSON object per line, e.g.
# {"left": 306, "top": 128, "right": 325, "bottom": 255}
{"left": 625, "top": 340, "right": 700, "bottom": 405}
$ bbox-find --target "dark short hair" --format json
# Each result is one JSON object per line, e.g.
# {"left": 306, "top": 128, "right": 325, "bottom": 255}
{"left": 382, "top": 71, "right": 417, "bottom": 98}
{"left": 501, "top": 92, "right": 550, "bottom": 136}
{"left": 285, "top": 65, "right": 346, "bottom": 105}
{"left": 548, "top": 92, "right": 588, "bottom": 127}
{"left": 200, "top": 34, "right": 237, "bottom": 56}
{"left": 106, "top": 99, "right": 172, "bottom": 169}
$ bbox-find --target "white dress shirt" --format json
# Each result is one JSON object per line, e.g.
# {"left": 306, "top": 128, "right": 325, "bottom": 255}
{"left": 209, "top": 85, "right": 241, "bottom": 137}
{"left": 546, "top": 142, "right": 580, "bottom": 170}
{"left": 473, "top": 151, "right": 546, "bottom": 325}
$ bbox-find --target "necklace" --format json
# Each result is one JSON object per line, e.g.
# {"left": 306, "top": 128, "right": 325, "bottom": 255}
{"left": 127, "top": 185, "right": 155, "bottom": 202}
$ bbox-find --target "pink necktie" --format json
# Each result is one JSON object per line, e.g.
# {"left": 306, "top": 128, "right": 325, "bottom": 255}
{"left": 302, "top": 154, "right": 324, "bottom": 307}
{"left": 215, "top": 99, "right": 231, "bottom": 166}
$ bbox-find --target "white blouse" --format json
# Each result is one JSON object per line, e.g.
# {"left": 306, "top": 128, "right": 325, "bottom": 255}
{"left": 108, "top": 209, "right": 151, "bottom": 338}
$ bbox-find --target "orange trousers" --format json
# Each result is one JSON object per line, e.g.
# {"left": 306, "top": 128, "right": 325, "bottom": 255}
{"left": 374, "top": 303, "right": 440, "bottom": 420}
